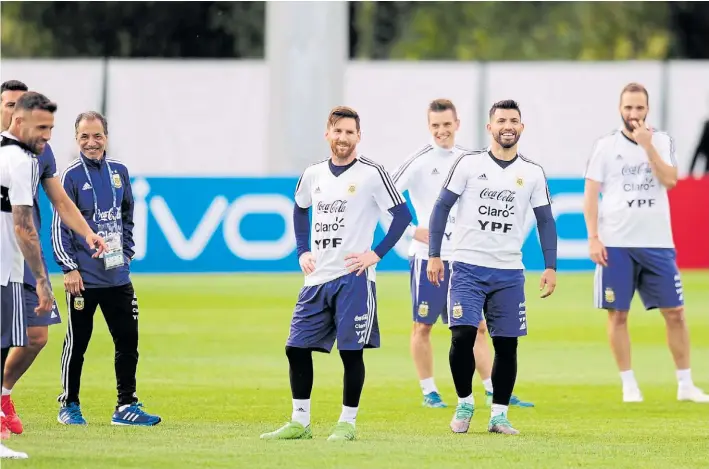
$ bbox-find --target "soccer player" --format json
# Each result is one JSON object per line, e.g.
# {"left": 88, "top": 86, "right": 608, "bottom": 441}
{"left": 1, "top": 80, "right": 61, "bottom": 435}
{"left": 260, "top": 106, "right": 412, "bottom": 441}
{"left": 583, "top": 82, "right": 709, "bottom": 403}
{"left": 0, "top": 91, "right": 104, "bottom": 459}
{"left": 52, "top": 111, "right": 162, "bottom": 426}
{"left": 427, "top": 100, "right": 557, "bottom": 435}
{"left": 391, "top": 98, "right": 534, "bottom": 409}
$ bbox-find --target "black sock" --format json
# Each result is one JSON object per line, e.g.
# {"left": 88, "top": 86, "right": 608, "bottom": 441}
{"left": 285, "top": 346, "right": 313, "bottom": 400}
{"left": 491, "top": 336, "right": 518, "bottom": 406}
{"left": 1, "top": 347, "right": 9, "bottom": 389}
{"left": 449, "top": 326, "right": 477, "bottom": 398}
{"left": 340, "top": 350, "right": 365, "bottom": 407}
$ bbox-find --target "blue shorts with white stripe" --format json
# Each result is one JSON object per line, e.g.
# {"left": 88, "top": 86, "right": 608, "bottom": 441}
{"left": 1, "top": 282, "right": 28, "bottom": 348}
{"left": 286, "top": 271, "right": 380, "bottom": 353}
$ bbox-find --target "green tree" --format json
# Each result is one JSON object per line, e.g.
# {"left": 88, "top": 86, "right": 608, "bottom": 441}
{"left": 383, "top": 2, "right": 672, "bottom": 61}
{"left": 0, "top": 1, "right": 264, "bottom": 58}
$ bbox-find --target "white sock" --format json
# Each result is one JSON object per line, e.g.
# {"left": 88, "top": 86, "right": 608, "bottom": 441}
{"left": 1, "top": 387, "right": 11, "bottom": 396}
{"left": 620, "top": 370, "right": 638, "bottom": 389}
{"left": 420, "top": 377, "right": 438, "bottom": 395}
{"left": 338, "top": 405, "right": 358, "bottom": 425}
{"left": 292, "top": 399, "right": 310, "bottom": 427}
{"left": 491, "top": 404, "right": 508, "bottom": 418}
{"left": 676, "top": 369, "right": 693, "bottom": 387}
{"left": 458, "top": 394, "right": 474, "bottom": 405}
{"left": 482, "top": 378, "right": 493, "bottom": 394}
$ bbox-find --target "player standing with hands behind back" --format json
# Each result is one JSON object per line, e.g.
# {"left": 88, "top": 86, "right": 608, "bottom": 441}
{"left": 427, "top": 100, "right": 557, "bottom": 435}
{"left": 261, "top": 106, "right": 411, "bottom": 442}
{"left": 583, "top": 83, "right": 709, "bottom": 403}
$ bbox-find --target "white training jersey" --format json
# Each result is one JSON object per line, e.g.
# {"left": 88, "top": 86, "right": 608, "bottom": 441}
{"left": 0, "top": 136, "right": 38, "bottom": 286}
{"left": 584, "top": 128, "right": 676, "bottom": 248}
{"left": 392, "top": 143, "right": 475, "bottom": 260}
{"left": 295, "top": 155, "right": 405, "bottom": 286}
{"left": 443, "top": 149, "right": 551, "bottom": 270}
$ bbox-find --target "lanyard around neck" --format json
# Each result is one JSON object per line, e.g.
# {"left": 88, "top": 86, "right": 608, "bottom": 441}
{"left": 79, "top": 155, "right": 118, "bottom": 222}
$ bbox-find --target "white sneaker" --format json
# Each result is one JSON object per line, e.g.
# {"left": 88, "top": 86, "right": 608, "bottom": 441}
{"left": 0, "top": 443, "right": 28, "bottom": 459}
{"left": 678, "top": 385, "right": 709, "bottom": 403}
{"left": 623, "top": 386, "right": 644, "bottom": 403}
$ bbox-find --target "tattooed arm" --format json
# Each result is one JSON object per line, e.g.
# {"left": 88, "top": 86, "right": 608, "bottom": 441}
{"left": 12, "top": 205, "right": 54, "bottom": 314}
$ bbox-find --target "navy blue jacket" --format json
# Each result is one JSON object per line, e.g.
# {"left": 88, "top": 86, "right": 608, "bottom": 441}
{"left": 51, "top": 153, "right": 134, "bottom": 288}
{"left": 24, "top": 143, "right": 57, "bottom": 288}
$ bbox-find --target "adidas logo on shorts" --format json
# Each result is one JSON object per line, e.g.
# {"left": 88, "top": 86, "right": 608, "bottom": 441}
{"left": 478, "top": 174, "right": 487, "bottom": 180}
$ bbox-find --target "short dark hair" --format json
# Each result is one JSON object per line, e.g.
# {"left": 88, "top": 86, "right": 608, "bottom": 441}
{"left": 75, "top": 111, "right": 108, "bottom": 135}
{"left": 1, "top": 80, "right": 29, "bottom": 95}
{"left": 328, "top": 106, "right": 360, "bottom": 132}
{"left": 489, "top": 99, "right": 521, "bottom": 120}
{"left": 15, "top": 91, "right": 57, "bottom": 114}
{"left": 428, "top": 99, "right": 457, "bottom": 118}
{"left": 620, "top": 82, "right": 649, "bottom": 106}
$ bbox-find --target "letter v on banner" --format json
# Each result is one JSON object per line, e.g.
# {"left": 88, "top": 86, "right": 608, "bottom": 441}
{"left": 149, "top": 196, "right": 229, "bottom": 260}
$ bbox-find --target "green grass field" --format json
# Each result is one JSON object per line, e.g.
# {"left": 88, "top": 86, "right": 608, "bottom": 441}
{"left": 3, "top": 271, "right": 709, "bottom": 469}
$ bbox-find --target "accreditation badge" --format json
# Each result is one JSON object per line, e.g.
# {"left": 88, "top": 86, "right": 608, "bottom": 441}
{"left": 98, "top": 219, "right": 124, "bottom": 270}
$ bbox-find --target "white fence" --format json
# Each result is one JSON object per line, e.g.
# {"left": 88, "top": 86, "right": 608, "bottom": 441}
{"left": 2, "top": 59, "right": 708, "bottom": 177}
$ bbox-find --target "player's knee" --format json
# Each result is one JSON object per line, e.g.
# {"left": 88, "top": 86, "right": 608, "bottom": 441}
{"left": 608, "top": 310, "right": 629, "bottom": 327}
{"left": 476, "top": 320, "right": 488, "bottom": 336}
{"left": 285, "top": 345, "right": 312, "bottom": 363}
{"left": 661, "top": 307, "right": 685, "bottom": 325}
{"left": 27, "top": 326, "right": 48, "bottom": 350}
{"left": 491, "top": 336, "right": 518, "bottom": 359}
{"left": 339, "top": 349, "right": 364, "bottom": 368}
{"left": 451, "top": 325, "right": 477, "bottom": 347}
{"left": 412, "top": 322, "right": 432, "bottom": 338}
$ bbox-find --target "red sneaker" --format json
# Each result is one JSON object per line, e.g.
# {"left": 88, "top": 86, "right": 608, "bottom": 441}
{"left": 0, "top": 396, "right": 23, "bottom": 435}
{"left": 0, "top": 415, "right": 10, "bottom": 440}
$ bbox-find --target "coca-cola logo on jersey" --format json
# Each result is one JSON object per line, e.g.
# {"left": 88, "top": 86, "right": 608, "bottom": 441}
{"left": 479, "top": 188, "right": 516, "bottom": 202}
{"left": 316, "top": 199, "right": 348, "bottom": 214}
{"left": 621, "top": 162, "right": 652, "bottom": 176}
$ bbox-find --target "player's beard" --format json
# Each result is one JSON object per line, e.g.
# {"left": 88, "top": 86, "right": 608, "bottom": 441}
{"left": 494, "top": 130, "right": 520, "bottom": 149}
{"left": 331, "top": 141, "right": 356, "bottom": 161}
{"left": 26, "top": 136, "right": 46, "bottom": 155}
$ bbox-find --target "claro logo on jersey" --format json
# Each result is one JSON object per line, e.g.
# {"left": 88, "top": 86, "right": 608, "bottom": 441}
{"left": 477, "top": 187, "right": 516, "bottom": 233}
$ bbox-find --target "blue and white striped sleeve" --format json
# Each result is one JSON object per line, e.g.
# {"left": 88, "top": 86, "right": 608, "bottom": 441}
{"left": 442, "top": 152, "right": 472, "bottom": 195}
{"left": 658, "top": 133, "right": 678, "bottom": 167}
{"left": 392, "top": 145, "right": 430, "bottom": 193}
{"left": 51, "top": 169, "right": 79, "bottom": 273}
{"left": 294, "top": 167, "right": 312, "bottom": 209}
{"left": 365, "top": 158, "right": 405, "bottom": 212}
